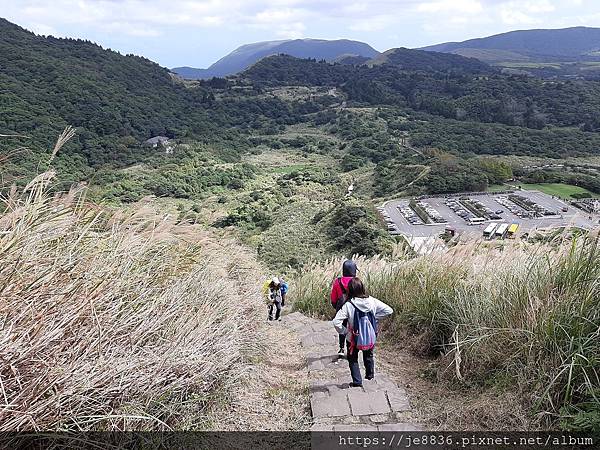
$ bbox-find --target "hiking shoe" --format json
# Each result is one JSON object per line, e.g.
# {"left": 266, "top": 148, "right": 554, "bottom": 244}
{"left": 365, "top": 375, "right": 374, "bottom": 380}
{"left": 337, "top": 347, "right": 345, "bottom": 355}
{"left": 349, "top": 382, "right": 363, "bottom": 388}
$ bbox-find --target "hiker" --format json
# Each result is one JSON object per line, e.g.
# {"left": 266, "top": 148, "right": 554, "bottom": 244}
{"left": 333, "top": 277, "right": 393, "bottom": 387}
{"left": 267, "top": 277, "right": 283, "bottom": 321}
{"left": 330, "top": 259, "right": 357, "bottom": 355}
{"left": 280, "top": 277, "right": 289, "bottom": 307}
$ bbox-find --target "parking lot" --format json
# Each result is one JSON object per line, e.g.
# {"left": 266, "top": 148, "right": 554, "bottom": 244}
{"left": 380, "top": 190, "right": 600, "bottom": 238}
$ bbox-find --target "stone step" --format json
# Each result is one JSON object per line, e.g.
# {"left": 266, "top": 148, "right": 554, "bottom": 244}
{"left": 289, "top": 313, "right": 424, "bottom": 432}
{"left": 311, "top": 422, "right": 423, "bottom": 432}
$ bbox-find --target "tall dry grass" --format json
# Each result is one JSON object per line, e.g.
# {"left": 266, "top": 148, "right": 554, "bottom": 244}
{"left": 291, "top": 239, "right": 600, "bottom": 429}
{"left": 0, "top": 160, "right": 263, "bottom": 430}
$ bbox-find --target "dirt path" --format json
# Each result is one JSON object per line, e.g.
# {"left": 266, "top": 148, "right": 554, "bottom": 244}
{"left": 204, "top": 250, "right": 312, "bottom": 431}
{"left": 282, "top": 312, "right": 423, "bottom": 431}
{"left": 213, "top": 312, "right": 312, "bottom": 430}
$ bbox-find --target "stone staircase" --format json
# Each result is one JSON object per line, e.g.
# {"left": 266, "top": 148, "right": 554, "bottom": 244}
{"left": 282, "top": 312, "right": 423, "bottom": 432}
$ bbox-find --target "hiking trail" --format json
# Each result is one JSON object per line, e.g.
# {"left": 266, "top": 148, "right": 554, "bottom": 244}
{"left": 282, "top": 312, "right": 423, "bottom": 432}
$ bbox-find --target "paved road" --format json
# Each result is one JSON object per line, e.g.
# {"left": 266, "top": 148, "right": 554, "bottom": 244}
{"left": 282, "top": 312, "right": 422, "bottom": 432}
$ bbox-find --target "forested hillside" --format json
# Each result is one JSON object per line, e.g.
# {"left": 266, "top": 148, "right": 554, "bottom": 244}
{"left": 244, "top": 54, "right": 600, "bottom": 131}
{"left": 3, "top": 17, "right": 600, "bottom": 206}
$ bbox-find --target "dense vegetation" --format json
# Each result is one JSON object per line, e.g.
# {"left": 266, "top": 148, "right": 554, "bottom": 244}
{"left": 0, "top": 19, "right": 298, "bottom": 191}
{"left": 3, "top": 17, "right": 600, "bottom": 200}
{"left": 3, "top": 17, "right": 600, "bottom": 269}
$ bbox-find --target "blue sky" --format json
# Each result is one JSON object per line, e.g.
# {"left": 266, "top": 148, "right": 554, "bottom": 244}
{"left": 2, "top": 0, "right": 599, "bottom": 68}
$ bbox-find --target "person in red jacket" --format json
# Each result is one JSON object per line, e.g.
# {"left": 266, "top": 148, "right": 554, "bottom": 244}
{"left": 330, "top": 259, "right": 357, "bottom": 355}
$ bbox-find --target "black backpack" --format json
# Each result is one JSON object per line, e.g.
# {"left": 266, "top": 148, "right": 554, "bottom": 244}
{"left": 335, "top": 277, "right": 349, "bottom": 312}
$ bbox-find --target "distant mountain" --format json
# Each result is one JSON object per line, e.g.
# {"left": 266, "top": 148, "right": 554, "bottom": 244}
{"left": 368, "top": 47, "right": 492, "bottom": 74}
{"left": 422, "top": 27, "right": 600, "bottom": 62}
{"left": 172, "top": 39, "right": 380, "bottom": 79}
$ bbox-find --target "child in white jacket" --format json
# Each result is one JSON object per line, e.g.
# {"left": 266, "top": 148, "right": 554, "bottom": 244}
{"left": 333, "top": 277, "right": 393, "bottom": 387}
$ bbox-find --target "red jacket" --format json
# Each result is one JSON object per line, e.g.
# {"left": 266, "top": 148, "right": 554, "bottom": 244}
{"left": 330, "top": 276, "right": 353, "bottom": 308}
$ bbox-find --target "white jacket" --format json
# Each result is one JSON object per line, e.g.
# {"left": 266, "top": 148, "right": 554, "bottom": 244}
{"left": 333, "top": 296, "right": 393, "bottom": 342}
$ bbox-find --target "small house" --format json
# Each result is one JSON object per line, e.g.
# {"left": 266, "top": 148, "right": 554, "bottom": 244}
{"left": 144, "top": 136, "right": 170, "bottom": 148}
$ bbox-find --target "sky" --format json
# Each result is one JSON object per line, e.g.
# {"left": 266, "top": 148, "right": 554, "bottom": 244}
{"left": 2, "top": 0, "right": 599, "bottom": 68}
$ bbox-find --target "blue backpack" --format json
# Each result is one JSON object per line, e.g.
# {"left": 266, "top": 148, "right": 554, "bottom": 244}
{"left": 347, "top": 300, "right": 377, "bottom": 351}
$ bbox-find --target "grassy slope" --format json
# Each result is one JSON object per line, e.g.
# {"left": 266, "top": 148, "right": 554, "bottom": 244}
{"left": 0, "top": 165, "right": 311, "bottom": 431}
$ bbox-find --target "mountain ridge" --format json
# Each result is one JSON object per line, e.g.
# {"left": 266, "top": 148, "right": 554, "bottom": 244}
{"left": 422, "top": 26, "right": 600, "bottom": 60}
{"left": 172, "top": 38, "right": 380, "bottom": 79}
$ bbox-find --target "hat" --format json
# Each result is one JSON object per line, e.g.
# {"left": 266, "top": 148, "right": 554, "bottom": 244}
{"left": 342, "top": 260, "right": 358, "bottom": 277}
{"left": 272, "top": 276, "right": 280, "bottom": 285}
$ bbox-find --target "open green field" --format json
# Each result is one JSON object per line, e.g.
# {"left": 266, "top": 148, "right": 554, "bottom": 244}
{"left": 514, "top": 183, "right": 600, "bottom": 199}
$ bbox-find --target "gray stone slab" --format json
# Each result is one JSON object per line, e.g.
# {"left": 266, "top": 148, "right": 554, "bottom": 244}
{"left": 378, "top": 423, "right": 424, "bottom": 431}
{"left": 308, "top": 355, "right": 346, "bottom": 373}
{"left": 311, "top": 391, "right": 351, "bottom": 418}
{"left": 296, "top": 314, "right": 418, "bottom": 432}
{"left": 308, "top": 359, "right": 324, "bottom": 371}
{"left": 301, "top": 335, "right": 314, "bottom": 347}
{"left": 312, "top": 333, "right": 336, "bottom": 345}
{"left": 387, "top": 389, "right": 411, "bottom": 412}
{"left": 368, "top": 414, "right": 390, "bottom": 424}
{"left": 310, "top": 422, "right": 334, "bottom": 432}
{"left": 310, "top": 377, "right": 351, "bottom": 394}
{"left": 374, "top": 374, "right": 397, "bottom": 387}
{"left": 348, "top": 390, "right": 391, "bottom": 416}
{"left": 362, "top": 379, "right": 380, "bottom": 393}
{"left": 334, "top": 424, "right": 378, "bottom": 432}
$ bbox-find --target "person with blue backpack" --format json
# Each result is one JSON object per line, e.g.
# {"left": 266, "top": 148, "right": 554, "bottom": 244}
{"left": 333, "top": 277, "right": 393, "bottom": 387}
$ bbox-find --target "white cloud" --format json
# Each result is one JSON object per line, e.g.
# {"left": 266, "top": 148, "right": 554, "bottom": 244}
{"left": 417, "top": 0, "right": 483, "bottom": 14}
{"left": 275, "top": 21, "right": 306, "bottom": 38}
{"left": 349, "top": 15, "right": 394, "bottom": 32}
{"left": 498, "top": 0, "right": 556, "bottom": 25}
{"left": 26, "top": 22, "right": 60, "bottom": 36}
{"left": 254, "top": 8, "right": 303, "bottom": 23}
{"left": 2, "top": 0, "right": 597, "bottom": 39}
{"left": 1, "top": 0, "right": 599, "bottom": 66}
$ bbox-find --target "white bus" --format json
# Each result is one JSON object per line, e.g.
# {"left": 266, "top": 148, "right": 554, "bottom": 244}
{"left": 483, "top": 223, "right": 498, "bottom": 239}
{"left": 495, "top": 223, "right": 510, "bottom": 238}
{"left": 468, "top": 217, "right": 485, "bottom": 225}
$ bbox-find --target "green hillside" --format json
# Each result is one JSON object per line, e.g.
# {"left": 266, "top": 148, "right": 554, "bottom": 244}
{"left": 3, "top": 17, "right": 600, "bottom": 211}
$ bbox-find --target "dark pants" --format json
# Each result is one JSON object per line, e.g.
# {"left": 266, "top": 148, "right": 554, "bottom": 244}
{"left": 268, "top": 301, "right": 282, "bottom": 320}
{"left": 281, "top": 292, "right": 286, "bottom": 307}
{"left": 346, "top": 341, "right": 374, "bottom": 385}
